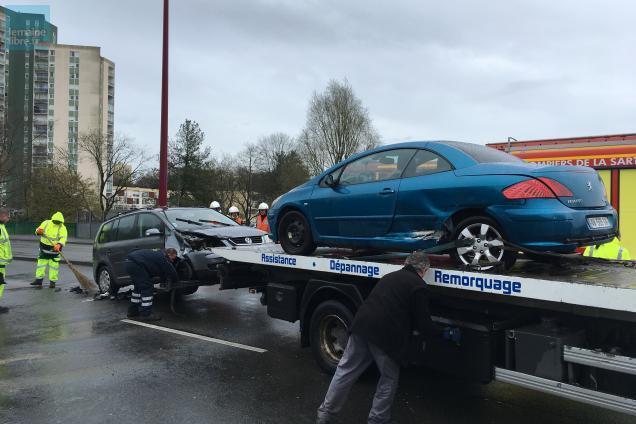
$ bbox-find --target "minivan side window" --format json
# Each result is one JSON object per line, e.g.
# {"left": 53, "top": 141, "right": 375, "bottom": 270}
{"left": 402, "top": 149, "right": 452, "bottom": 178}
{"left": 138, "top": 213, "right": 164, "bottom": 238}
{"left": 115, "top": 215, "right": 138, "bottom": 241}
{"left": 338, "top": 149, "right": 416, "bottom": 186}
{"left": 97, "top": 221, "right": 114, "bottom": 243}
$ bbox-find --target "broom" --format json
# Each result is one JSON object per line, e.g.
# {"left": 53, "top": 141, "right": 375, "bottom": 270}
{"left": 42, "top": 234, "right": 99, "bottom": 296}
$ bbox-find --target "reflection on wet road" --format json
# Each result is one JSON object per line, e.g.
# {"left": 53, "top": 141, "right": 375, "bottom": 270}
{"left": 0, "top": 260, "right": 632, "bottom": 424}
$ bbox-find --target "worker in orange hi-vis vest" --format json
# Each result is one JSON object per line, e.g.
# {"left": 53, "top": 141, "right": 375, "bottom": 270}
{"left": 256, "top": 203, "right": 270, "bottom": 233}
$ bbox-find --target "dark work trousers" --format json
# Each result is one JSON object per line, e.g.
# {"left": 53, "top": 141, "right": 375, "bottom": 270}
{"left": 317, "top": 333, "right": 401, "bottom": 424}
{"left": 125, "top": 260, "right": 154, "bottom": 316}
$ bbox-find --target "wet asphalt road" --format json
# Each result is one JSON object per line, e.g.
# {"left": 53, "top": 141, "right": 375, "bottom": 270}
{"left": 0, "top": 260, "right": 633, "bottom": 424}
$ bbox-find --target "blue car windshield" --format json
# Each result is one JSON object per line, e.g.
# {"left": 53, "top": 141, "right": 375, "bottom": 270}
{"left": 163, "top": 208, "right": 237, "bottom": 229}
{"left": 444, "top": 141, "right": 523, "bottom": 164}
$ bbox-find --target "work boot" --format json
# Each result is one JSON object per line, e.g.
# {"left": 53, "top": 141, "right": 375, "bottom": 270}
{"left": 49, "top": 281, "right": 56, "bottom": 289}
{"left": 30, "top": 278, "right": 43, "bottom": 287}
{"left": 127, "top": 304, "right": 140, "bottom": 318}
{"left": 136, "top": 313, "right": 161, "bottom": 322}
{"left": 316, "top": 415, "right": 332, "bottom": 424}
{"left": 0, "top": 306, "right": 8, "bottom": 314}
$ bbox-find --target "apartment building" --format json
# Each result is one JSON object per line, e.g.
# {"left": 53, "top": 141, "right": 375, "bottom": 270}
{"left": 0, "top": 6, "right": 114, "bottom": 208}
{"left": 113, "top": 187, "right": 158, "bottom": 211}
{"left": 49, "top": 44, "right": 115, "bottom": 182}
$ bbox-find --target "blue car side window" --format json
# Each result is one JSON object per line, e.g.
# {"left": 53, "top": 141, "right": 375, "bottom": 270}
{"left": 402, "top": 150, "right": 452, "bottom": 178}
{"left": 338, "top": 149, "right": 416, "bottom": 186}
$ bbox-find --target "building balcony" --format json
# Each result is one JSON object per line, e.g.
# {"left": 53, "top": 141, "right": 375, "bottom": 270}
{"left": 33, "top": 125, "right": 48, "bottom": 134}
{"left": 33, "top": 137, "right": 49, "bottom": 146}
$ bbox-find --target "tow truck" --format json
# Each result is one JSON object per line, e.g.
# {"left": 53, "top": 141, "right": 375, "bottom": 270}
{"left": 210, "top": 244, "right": 636, "bottom": 416}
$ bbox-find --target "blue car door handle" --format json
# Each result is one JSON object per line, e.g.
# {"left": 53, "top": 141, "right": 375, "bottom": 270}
{"left": 379, "top": 188, "right": 395, "bottom": 195}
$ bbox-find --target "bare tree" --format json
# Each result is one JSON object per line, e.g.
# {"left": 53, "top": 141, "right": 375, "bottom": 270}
{"left": 300, "top": 79, "right": 381, "bottom": 175}
{"left": 0, "top": 132, "right": 14, "bottom": 205}
{"left": 27, "top": 164, "right": 98, "bottom": 221}
{"left": 235, "top": 144, "right": 258, "bottom": 221}
{"left": 254, "top": 132, "right": 295, "bottom": 172}
{"left": 78, "top": 130, "right": 147, "bottom": 220}
{"left": 0, "top": 124, "right": 23, "bottom": 207}
{"left": 249, "top": 132, "right": 309, "bottom": 204}
{"left": 208, "top": 154, "right": 239, "bottom": 212}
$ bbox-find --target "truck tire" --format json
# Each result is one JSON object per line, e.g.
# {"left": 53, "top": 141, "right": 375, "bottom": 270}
{"left": 309, "top": 300, "right": 355, "bottom": 374}
{"left": 278, "top": 210, "right": 316, "bottom": 255}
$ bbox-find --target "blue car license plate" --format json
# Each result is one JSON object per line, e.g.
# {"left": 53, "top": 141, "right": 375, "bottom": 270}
{"left": 587, "top": 216, "right": 611, "bottom": 229}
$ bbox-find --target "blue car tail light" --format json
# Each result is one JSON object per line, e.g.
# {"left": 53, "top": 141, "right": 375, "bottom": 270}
{"left": 503, "top": 178, "right": 573, "bottom": 199}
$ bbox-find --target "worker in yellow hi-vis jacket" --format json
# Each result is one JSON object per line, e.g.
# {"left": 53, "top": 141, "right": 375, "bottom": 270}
{"left": 30, "top": 211, "right": 68, "bottom": 289}
{"left": 0, "top": 207, "right": 12, "bottom": 313}
{"left": 584, "top": 237, "right": 631, "bottom": 261}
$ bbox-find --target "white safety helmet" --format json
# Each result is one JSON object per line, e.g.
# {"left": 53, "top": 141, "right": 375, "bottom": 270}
{"left": 228, "top": 206, "right": 240, "bottom": 214}
{"left": 209, "top": 201, "right": 221, "bottom": 209}
{"left": 258, "top": 202, "right": 269, "bottom": 211}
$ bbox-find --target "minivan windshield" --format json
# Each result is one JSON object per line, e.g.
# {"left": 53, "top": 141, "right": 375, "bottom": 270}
{"left": 163, "top": 208, "right": 237, "bottom": 230}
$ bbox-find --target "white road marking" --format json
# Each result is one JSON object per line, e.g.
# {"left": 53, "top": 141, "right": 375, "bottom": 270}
{"left": 121, "top": 319, "right": 267, "bottom": 353}
{"left": 0, "top": 353, "right": 45, "bottom": 365}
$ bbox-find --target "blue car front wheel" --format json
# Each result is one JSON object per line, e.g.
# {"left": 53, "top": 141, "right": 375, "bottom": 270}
{"left": 450, "top": 216, "right": 517, "bottom": 270}
{"left": 279, "top": 210, "right": 317, "bottom": 255}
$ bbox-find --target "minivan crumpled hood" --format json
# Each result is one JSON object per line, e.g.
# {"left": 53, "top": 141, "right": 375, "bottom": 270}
{"left": 184, "top": 226, "right": 266, "bottom": 239}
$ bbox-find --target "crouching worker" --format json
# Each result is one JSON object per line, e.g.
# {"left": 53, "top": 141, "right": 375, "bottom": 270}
{"left": 316, "top": 251, "right": 461, "bottom": 424}
{"left": 125, "top": 248, "right": 179, "bottom": 321}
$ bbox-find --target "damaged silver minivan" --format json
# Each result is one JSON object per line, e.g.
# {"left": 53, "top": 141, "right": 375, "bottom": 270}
{"left": 92, "top": 207, "right": 269, "bottom": 296}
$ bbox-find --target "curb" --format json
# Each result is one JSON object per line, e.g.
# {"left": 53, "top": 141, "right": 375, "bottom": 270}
{"left": 12, "top": 256, "right": 93, "bottom": 267}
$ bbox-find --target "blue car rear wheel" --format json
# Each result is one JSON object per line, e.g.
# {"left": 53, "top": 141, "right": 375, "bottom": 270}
{"left": 450, "top": 216, "right": 517, "bottom": 270}
{"left": 279, "top": 210, "right": 316, "bottom": 255}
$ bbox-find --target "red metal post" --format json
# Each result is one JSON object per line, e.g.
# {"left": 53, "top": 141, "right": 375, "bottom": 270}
{"left": 158, "top": 0, "right": 169, "bottom": 207}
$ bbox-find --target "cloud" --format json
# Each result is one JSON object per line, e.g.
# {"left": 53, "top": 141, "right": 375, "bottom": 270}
{"left": 11, "top": 0, "right": 635, "bottom": 160}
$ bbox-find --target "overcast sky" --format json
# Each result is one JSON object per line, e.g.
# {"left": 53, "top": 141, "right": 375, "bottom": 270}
{"left": 12, "top": 0, "right": 636, "bottom": 159}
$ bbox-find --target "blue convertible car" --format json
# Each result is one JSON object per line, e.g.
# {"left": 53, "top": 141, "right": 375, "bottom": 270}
{"left": 269, "top": 141, "right": 618, "bottom": 268}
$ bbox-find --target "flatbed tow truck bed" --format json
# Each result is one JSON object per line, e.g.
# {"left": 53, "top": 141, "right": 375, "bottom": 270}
{"left": 211, "top": 245, "right": 636, "bottom": 416}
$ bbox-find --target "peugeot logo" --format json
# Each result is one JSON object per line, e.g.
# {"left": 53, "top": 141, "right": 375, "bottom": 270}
{"left": 244, "top": 237, "right": 253, "bottom": 244}
{"left": 586, "top": 181, "right": 593, "bottom": 191}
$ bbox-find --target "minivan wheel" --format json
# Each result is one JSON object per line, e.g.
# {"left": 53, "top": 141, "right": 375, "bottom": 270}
{"left": 278, "top": 210, "right": 316, "bottom": 255}
{"left": 309, "top": 300, "right": 355, "bottom": 374}
{"left": 97, "top": 266, "right": 118, "bottom": 296}
{"left": 450, "top": 216, "right": 517, "bottom": 270}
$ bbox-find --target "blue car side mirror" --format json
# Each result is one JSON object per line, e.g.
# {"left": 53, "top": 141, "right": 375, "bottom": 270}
{"left": 325, "top": 174, "right": 336, "bottom": 187}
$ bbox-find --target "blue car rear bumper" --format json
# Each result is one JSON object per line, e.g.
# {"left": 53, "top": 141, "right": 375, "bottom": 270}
{"left": 489, "top": 199, "right": 618, "bottom": 252}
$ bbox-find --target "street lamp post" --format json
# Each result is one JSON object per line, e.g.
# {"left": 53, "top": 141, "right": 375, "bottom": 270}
{"left": 158, "top": 0, "right": 169, "bottom": 207}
